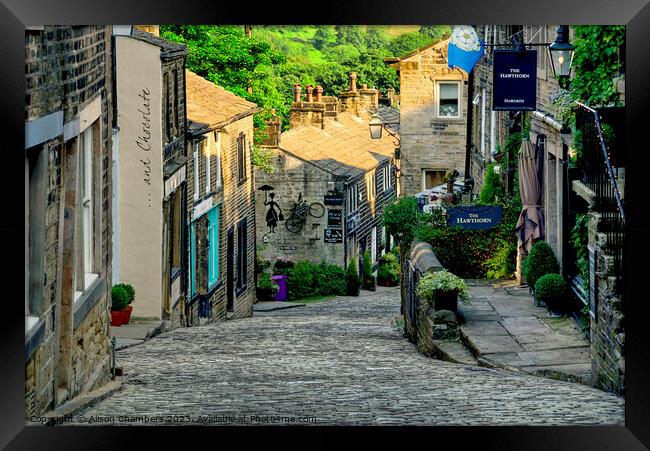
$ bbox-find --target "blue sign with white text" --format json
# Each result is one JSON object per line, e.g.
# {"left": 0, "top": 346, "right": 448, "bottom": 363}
{"left": 493, "top": 50, "right": 537, "bottom": 111}
{"left": 447, "top": 206, "right": 503, "bottom": 230}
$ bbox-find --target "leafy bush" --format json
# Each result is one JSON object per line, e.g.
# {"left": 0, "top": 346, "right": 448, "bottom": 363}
{"left": 377, "top": 253, "right": 400, "bottom": 286}
{"left": 113, "top": 283, "right": 135, "bottom": 305}
{"left": 523, "top": 241, "right": 560, "bottom": 290}
{"left": 111, "top": 285, "right": 129, "bottom": 310}
{"left": 362, "top": 250, "right": 375, "bottom": 290}
{"left": 535, "top": 273, "right": 568, "bottom": 311}
{"left": 382, "top": 197, "right": 422, "bottom": 249}
{"left": 486, "top": 239, "right": 517, "bottom": 279}
{"left": 346, "top": 260, "right": 361, "bottom": 295}
{"left": 257, "top": 272, "right": 279, "bottom": 292}
{"left": 479, "top": 163, "right": 503, "bottom": 205}
{"left": 313, "top": 262, "right": 347, "bottom": 296}
{"left": 286, "top": 262, "right": 315, "bottom": 300}
{"left": 415, "top": 270, "right": 469, "bottom": 305}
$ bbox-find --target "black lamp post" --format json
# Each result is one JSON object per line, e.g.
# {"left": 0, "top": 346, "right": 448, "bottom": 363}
{"left": 548, "top": 25, "right": 574, "bottom": 89}
{"left": 369, "top": 112, "right": 400, "bottom": 147}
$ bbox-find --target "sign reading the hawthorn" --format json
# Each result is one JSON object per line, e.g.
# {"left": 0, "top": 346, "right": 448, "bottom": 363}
{"left": 493, "top": 50, "right": 537, "bottom": 111}
{"left": 447, "top": 206, "right": 503, "bottom": 230}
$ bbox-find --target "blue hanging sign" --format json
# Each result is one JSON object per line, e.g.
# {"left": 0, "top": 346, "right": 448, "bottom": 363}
{"left": 492, "top": 50, "right": 537, "bottom": 111}
{"left": 447, "top": 206, "right": 503, "bottom": 230}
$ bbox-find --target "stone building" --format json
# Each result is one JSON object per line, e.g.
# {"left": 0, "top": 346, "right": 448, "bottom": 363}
{"left": 183, "top": 70, "right": 259, "bottom": 324}
{"left": 385, "top": 39, "right": 468, "bottom": 195}
{"left": 255, "top": 76, "right": 398, "bottom": 274}
{"left": 111, "top": 26, "right": 189, "bottom": 322}
{"left": 25, "top": 25, "right": 114, "bottom": 418}
{"left": 467, "top": 25, "right": 516, "bottom": 196}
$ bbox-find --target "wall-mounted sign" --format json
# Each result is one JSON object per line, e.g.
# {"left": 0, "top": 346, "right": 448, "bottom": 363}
{"left": 164, "top": 165, "right": 186, "bottom": 197}
{"left": 492, "top": 50, "right": 537, "bottom": 111}
{"left": 447, "top": 206, "right": 502, "bottom": 230}
{"left": 327, "top": 209, "right": 343, "bottom": 227}
{"left": 324, "top": 228, "right": 343, "bottom": 243}
{"left": 192, "top": 197, "right": 213, "bottom": 220}
{"left": 324, "top": 193, "right": 344, "bottom": 206}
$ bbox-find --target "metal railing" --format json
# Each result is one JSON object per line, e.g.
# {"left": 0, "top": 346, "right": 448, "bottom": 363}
{"left": 575, "top": 103, "right": 625, "bottom": 294}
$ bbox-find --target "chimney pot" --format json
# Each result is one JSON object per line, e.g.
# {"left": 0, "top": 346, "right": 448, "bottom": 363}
{"left": 349, "top": 72, "right": 357, "bottom": 92}
{"left": 293, "top": 83, "right": 302, "bottom": 102}
{"left": 315, "top": 85, "right": 323, "bottom": 102}
{"left": 361, "top": 83, "right": 368, "bottom": 90}
{"left": 306, "top": 84, "right": 314, "bottom": 102}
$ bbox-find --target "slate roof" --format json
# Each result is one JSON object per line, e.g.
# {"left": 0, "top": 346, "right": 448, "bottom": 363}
{"left": 185, "top": 70, "right": 259, "bottom": 135}
{"left": 130, "top": 28, "right": 187, "bottom": 58}
{"left": 279, "top": 108, "right": 399, "bottom": 179}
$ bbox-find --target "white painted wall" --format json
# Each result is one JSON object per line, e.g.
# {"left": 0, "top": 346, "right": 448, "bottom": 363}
{"left": 114, "top": 36, "right": 164, "bottom": 319}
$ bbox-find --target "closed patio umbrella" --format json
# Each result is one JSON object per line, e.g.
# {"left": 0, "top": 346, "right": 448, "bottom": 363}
{"left": 514, "top": 137, "right": 545, "bottom": 255}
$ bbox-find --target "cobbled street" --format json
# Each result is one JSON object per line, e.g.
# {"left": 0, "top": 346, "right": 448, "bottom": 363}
{"left": 76, "top": 287, "right": 624, "bottom": 426}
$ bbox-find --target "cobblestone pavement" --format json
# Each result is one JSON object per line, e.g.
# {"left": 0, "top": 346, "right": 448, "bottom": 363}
{"left": 76, "top": 287, "right": 624, "bottom": 426}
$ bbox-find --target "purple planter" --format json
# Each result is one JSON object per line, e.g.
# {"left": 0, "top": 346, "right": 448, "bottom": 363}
{"left": 272, "top": 275, "right": 288, "bottom": 301}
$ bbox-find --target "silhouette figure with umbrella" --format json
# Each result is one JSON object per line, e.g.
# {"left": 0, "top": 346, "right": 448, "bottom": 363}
{"left": 259, "top": 185, "right": 283, "bottom": 233}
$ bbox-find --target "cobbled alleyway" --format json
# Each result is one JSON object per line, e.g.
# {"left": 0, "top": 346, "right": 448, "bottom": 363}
{"left": 76, "top": 287, "right": 624, "bottom": 426}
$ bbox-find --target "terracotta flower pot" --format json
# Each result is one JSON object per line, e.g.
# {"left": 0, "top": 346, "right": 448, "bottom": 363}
{"left": 110, "top": 310, "right": 123, "bottom": 327}
{"left": 122, "top": 306, "right": 133, "bottom": 325}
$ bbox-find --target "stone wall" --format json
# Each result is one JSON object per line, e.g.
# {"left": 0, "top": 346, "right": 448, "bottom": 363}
{"left": 394, "top": 42, "right": 468, "bottom": 195}
{"left": 25, "top": 26, "right": 113, "bottom": 418}
{"left": 255, "top": 149, "right": 345, "bottom": 267}
{"left": 183, "top": 115, "right": 257, "bottom": 326}
{"left": 587, "top": 213, "right": 625, "bottom": 394}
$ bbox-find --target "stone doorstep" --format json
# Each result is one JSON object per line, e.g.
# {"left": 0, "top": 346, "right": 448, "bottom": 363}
{"left": 111, "top": 320, "right": 169, "bottom": 351}
{"left": 253, "top": 302, "right": 306, "bottom": 312}
{"left": 29, "top": 380, "right": 122, "bottom": 425}
{"left": 432, "top": 340, "right": 479, "bottom": 366}
{"left": 519, "top": 363, "right": 592, "bottom": 385}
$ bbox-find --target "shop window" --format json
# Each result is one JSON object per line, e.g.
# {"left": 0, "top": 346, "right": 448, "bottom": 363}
{"left": 436, "top": 82, "right": 460, "bottom": 118}
{"left": 236, "top": 219, "right": 248, "bottom": 293}
{"left": 207, "top": 206, "right": 219, "bottom": 288}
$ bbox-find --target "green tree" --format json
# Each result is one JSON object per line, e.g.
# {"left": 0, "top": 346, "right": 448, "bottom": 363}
{"left": 479, "top": 163, "right": 503, "bottom": 204}
{"left": 419, "top": 25, "right": 451, "bottom": 40}
{"left": 389, "top": 32, "right": 434, "bottom": 57}
{"left": 365, "top": 26, "right": 391, "bottom": 50}
{"left": 382, "top": 197, "right": 422, "bottom": 249}
{"left": 314, "top": 25, "right": 335, "bottom": 50}
{"left": 335, "top": 25, "right": 366, "bottom": 48}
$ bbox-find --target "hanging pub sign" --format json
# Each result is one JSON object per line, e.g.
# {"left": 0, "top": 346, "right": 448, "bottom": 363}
{"left": 324, "top": 192, "right": 344, "bottom": 206}
{"left": 447, "top": 205, "right": 502, "bottom": 230}
{"left": 492, "top": 50, "right": 537, "bottom": 111}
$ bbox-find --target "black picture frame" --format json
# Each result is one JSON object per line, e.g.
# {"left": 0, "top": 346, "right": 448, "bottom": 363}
{"left": 2, "top": 0, "right": 649, "bottom": 448}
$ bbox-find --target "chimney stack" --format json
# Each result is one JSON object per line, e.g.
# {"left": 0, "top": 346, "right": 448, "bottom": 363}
{"left": 315, "top": 85, "right": 323, "bottom": 102}
{"left": 349, "top": 72, "right": 357, "bottom": 92}
{"left": 293, "top": 83, "right": 302, "bottom": 102}
{"left": 306, "top": 85, "right": 314, "bottom": 102}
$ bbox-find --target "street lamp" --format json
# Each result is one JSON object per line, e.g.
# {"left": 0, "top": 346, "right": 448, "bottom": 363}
{"left": 548, "top": 25, "right": 574, "bottom": 87}
{"left": 369, "top": 112, "right": 400, "bottom": 147}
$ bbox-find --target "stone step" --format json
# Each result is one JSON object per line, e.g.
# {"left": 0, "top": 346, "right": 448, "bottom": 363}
{"left": 432, "top": 340, "right": 479, "bottom": 366}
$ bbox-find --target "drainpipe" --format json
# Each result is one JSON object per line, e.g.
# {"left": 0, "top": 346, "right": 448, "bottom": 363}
{"left": 464, "top": 70, "right": 474, "bottom": 180}
{"left": 111, "top": 336, "right": 116, "bottom": 379}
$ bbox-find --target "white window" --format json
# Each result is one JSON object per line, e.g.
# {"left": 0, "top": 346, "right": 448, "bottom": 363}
{"left": 422, "top": 170, "right": 447, "bottom": 191}
{"left": 214, "top": 131, "right": 222, "bottom": 189}
{"left": 347, "top": 183, "right": 358, "bottom": 213}
{"left": 436, "top": 82, "right": 460, "bottom": 118}
{"left": 75, "top": 126, "right": 98, "bottom": 300}
{"left": 193, "top": 142, "right": 199, "bottom": 201}
{"left": 366, "top": 171, "right": 376, "bottom": 201}
{"left": 382, "top": 164, "right": 392, "bottom": 191}
{"left": 205, "top": 136, "right": 211, "bottom": 195}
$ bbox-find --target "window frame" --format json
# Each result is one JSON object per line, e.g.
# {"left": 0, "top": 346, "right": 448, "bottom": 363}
{"left": 435, "top": 81, "right": 461, "bottom": 119}
{"left": 422, "top": 169, "right": 448, "bottom": 191}
{"left": 236, "top": 219, "right": 248, "bottom": 294}
{"left": 347, "top": 183, "right": 359, "bottom": 214}
{"left": 193, "top": 141, "right": 200, "bottom": 201}
{"left": 214, "top": 131, "right": 222, "bottom": 189}
{"left": 237, "top": 132, "right": 247, "bottom": 184}
{"left": 366, "top": 171, "right": 376, "bottom": 202}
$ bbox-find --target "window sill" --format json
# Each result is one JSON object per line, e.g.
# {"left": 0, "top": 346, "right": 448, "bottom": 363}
{"left": 25, "top": 315, "right": 40, "bottom": 335}
{"left": 74, "top": 273, "right": 99, "bottom": 305}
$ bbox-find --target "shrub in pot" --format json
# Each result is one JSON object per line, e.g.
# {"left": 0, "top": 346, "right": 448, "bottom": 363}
{"left": 113, "top": 283, "right": 135, "bottom": 324}
{"left": 377, "top": 253, "right": 400, "bottom": 286}
{"left": 361, "top": 250, "right": 376, "bottom": 291}
{"left": 111, "top": 285, "right": 130, "bottom": 326}
{"left": 256, "top": 271, "right": 279, "bottom": 301}
{"left": 534, "top": 273, "right": 568, "bottom": 312}
{"left": 415, "top": 270, "right": 469, "bottom": 313}
{"left": 346, "top": 260, "right": 361, "bottom": 296}
{"left": 522, "top": 241, "right": 560, "bottom": 290}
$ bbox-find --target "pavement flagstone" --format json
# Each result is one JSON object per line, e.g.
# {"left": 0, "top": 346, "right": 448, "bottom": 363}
{"left": 69, "top": 285, "right": 624, "bottom": 426}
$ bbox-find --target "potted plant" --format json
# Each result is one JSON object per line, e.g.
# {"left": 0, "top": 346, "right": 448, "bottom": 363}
{"left": 346, "top": 260, "right": 361, "bottom": 296}
{"left": 534, "top": 273, "right": 569, "bottom": 314}
{"left": 110, "top": 285, "right": 130, "bottom": 326}
{"left": 256, "top": 271, "right": 279, "bottom": 301}
{"left": 522, "top": 241, "right": 560, "bottom": 296}
{"left": 377, "top": 253, "right": 400, "bottom": 287}
{"left": 415, "top": 270, "right": 469, "bottom": 313}
{"left": 361, "top": 250, "right": 376, "bottom": 291}
{"left": 121, "top": 283, "right": 135, "bottom": 324}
